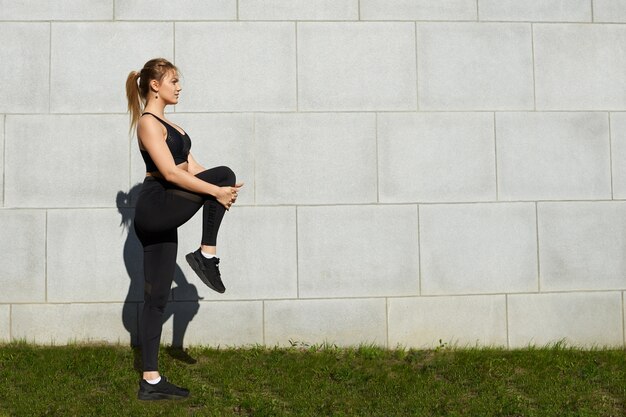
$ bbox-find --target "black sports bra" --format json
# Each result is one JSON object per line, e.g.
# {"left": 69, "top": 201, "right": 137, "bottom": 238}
{"left": 139, "top": 112, "right": 192, "bottom": 173}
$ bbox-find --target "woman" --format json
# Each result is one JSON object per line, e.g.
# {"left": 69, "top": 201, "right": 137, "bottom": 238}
{"left": 125, "top": 58, "right": 243, "bottom": 400}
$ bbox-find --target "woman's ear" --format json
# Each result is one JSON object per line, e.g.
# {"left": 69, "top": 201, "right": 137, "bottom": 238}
{"left": 150, "top": 79, "right": 160, "bottom": 92}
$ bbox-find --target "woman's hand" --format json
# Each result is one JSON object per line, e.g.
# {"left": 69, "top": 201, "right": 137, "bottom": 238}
{"left": 216, "top": 183, "right": 244, "bottom": 210}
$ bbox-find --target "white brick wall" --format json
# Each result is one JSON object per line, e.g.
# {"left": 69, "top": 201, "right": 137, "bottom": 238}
{"left": 2, "top": 0, "right": 625, "bottom": 349}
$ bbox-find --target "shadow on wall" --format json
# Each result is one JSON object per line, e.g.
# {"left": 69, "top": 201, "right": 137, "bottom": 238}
{"left": 116, "top": 184, "right": 201, "bottom": 364}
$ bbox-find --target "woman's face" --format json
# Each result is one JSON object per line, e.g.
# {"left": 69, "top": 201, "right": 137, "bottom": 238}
{"left": 153, "top": 70, "right": 181, "bottom": 105}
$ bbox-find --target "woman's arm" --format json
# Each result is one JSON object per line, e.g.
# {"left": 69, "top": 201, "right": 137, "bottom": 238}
{"left": 138, "top": 117, "right": 239, "bottom": 207}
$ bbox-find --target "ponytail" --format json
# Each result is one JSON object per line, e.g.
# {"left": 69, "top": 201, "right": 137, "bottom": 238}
{"left": 125, "top": 58, "right": 178, "bottom": 134}
{"left": 125, "top": 70, "right": 142, "bottom": 133}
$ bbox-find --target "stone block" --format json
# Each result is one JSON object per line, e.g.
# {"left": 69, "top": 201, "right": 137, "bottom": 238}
{"left": 378, "top": 112, "right": 495, "bottom": 203}
{"left": 298, "top": 205, "right": 419, "bottom": 298}
{"left": 388, "top": 295, "right": 507, "bottom": 348}
{"left": 0, "top": 0, "right": 113, "bottom": 20}
{"left": 12, "top": 303, "right": 134, "bottom": 345}
{"left": 168, "top": 113, "right": 255, "bottom": 205}
{"left": 420, "top": 203, "right": 538, "bottom": 295}
{"left": 115, "top": 0, "right": 235, "bottom": 20}
{"left": 496, "top": 112, "right": 611, "bottom": 201}
{"left": 534, "top": 24, "right": 626, "bottom": 110}
{"left": 51, "top": 22, "right": 172, "bottom": 113}
{"left": 594, "top": 0, "right": 626, "bottom": 22}
{"left": 610, "top": 113, "right": 626, "bottom": 198}
{"left": 264, "top": 298, "right": 387, "bottom": 347}
{"left": 0, "top": 23, "right": 49, "bottom": 113}
{"left": 508, "top": 292, "right": 623, "bottom": 348}
{"left": 175, "top": 23, "right": 296, "bottom": 112}
{"left": 538, "top": 202, "right": 626, "bottom": 291}
{"left": 417, "top": 23, "right": 534, "bottom": 110}
{"left": 47, "top": 209, "right": 137, "bottom": 303}
{"left": 298, "top": 22, "right": 417, "bottom": 111}
{"left": 360, "top": 0, "right": 477, "bottom": 20}
{"left": 478, "top": 0, "right": 591, "bottom": 22}
{"left": 255, "top": 113, "right": 376, "bottom": 205}
{"left": 175, "top": 206, "right": 298, "bottom": 300}
{"left": 159, "top": 301, "right": 263, "bottom": 347}
{"left": 239, "top": 0, "right": 357, "bottom": 20}
{"left": 0, "top": 306, "right": 9, "bottom": 342}
{"left": 5, "top": 115, "right": 129, "bottom": 208}
{"left": 0, "top": 210, "right": 46, "bottom": 303}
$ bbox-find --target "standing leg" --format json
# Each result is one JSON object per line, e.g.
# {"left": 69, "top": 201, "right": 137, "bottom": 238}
{"left": 137, "top": 228, "right": 178, "bottom": 373}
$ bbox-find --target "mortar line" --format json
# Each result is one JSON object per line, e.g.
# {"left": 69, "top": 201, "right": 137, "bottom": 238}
{"left": 295, "top": 22, "right": 299, "bottom": 112}
{"left": 358, "top": 0, "right": 361, "bottom": 20}
{"left": 475, "top": 0, "right": 480, "bottom": 21}
{"left": 236, "top": 0, "right": 239, "bottom": 20}
{"left": 375, "top": 113, "right": 380, "bottom": 203}
{"left": 591, "top": 0, "right": 595, "bottom": 22}
{"left": 493, "top": 112, "right": 499, "bottom": 201}
{"left": 535, "top": 202, "right": 541, "bottom": 292}
{"left": 112, "top": 0, "right": 116, "bottom": 20}
{"left": 531, "top": 23, "right": 536, "bottom": 111}
{"left": 608, "top": 112, "right": 614, "bottom": 200}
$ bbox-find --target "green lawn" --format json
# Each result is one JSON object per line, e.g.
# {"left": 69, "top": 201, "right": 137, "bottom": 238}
{"left": 1, "top": 342, "right": 625, "bottom": 416}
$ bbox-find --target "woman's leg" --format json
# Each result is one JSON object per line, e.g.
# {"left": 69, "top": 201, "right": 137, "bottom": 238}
{"left": 135, "top": 227, "right": 178, "bottom": 373}
{"left": 195, "top": 166, "right": 236, "bottom": 249}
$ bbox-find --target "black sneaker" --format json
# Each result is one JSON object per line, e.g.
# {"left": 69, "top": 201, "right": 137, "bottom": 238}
{"left": 185, "top": 249, "right": 226, "bottom": 293}
{"left": 137, "top": 376, "right": 189, "bottom": 400}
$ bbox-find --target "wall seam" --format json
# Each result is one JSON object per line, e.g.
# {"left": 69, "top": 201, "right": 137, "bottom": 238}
{"left": 476, "top": 0, "right": 480, "bottom": 21}
{"left": 236, "top": 0, "right": 240, "bottom": 20}
{"left": 385, "top": 297, "right": 390, "bottom": 348}
{"left": 591, "top": 0, "right": 595, "bottom": 22}
{"left": 262, "top": 300, "right": 266, "bottom": 345}
{"left": 609, "top": 112, "right": 614, "bottom": 200}
{"left": 531, "top": 23, "right": 536, "bottom": 111}
{"left": 414, "top": 22, "right": 419, "bottom": 111}
{"left": 375, "top": 113, "right": 380, "bottom": 203}
{"left": 358, "top": 0, "right": 361, "bottom": 20}
{"left": 2, "top": 114, "right": 5, "bottom": 206}
{"left": 417, "top": 204, "right": 422, "bottom": 295}
{"left": 505, "top": 294, "right": 510, "bottom": 349}
{"left": 535, "top": 202, "right": 541, "bottom": 292}
{"left": 295, "top": 22, "right": 299, "bottom": 112}
{"left": 252, "top": 113, "right": 257, "bottom": 204}
{"left": 45, "top": 210, "right": 48, "bottom": 302}
{"left": 622, "top": 291, "right": 626, "bottom": 346}
{"left": 48, "top": 22, "right": 52, "bottom": 114}
{"left": 295, "top": 206, "right": 300, "bottom": 299}
{"left": 112, "top": 0, "right": 116, "bottom": 20}
{"left": 493, "top": 112, "right": 499, "bottom": 201}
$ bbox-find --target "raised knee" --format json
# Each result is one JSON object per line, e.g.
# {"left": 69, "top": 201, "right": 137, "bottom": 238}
{"left": 219, "top": 166, "right": 236, "bottom": 186}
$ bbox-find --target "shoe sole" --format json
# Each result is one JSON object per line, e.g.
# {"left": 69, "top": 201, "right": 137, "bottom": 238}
{"left": 138, "top": 391, "right": 188, "bottom": 401}
{"left": 185, "top": 253, "right": 226, "bottom": 294}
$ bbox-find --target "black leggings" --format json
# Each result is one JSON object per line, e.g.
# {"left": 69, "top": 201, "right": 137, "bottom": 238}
{"left": 134, "top": 166, "right": 236, "bottom": 372}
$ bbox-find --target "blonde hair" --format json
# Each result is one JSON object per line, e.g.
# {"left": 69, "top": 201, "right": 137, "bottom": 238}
{"left": 125, "top": 58, "right": 178, "bottom": 132}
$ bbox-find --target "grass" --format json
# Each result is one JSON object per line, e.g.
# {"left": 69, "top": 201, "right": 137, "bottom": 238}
{"left": 0, "top": 341, "right": 625, "bottom": 416}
